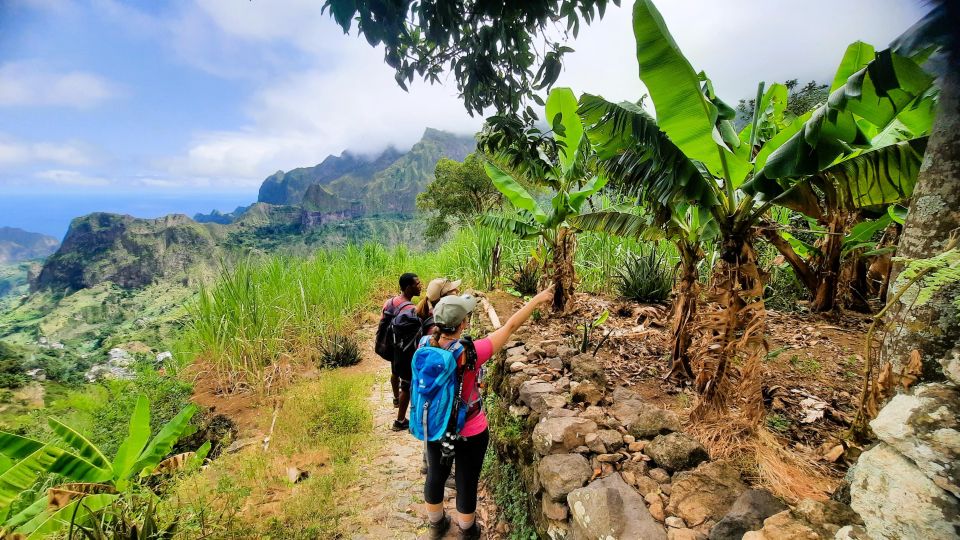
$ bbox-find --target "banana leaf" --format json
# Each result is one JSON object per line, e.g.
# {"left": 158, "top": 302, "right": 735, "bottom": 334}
{"left": 48, "top": 418, "right": 110, "bottom": 470}
{"left": 578, "top": 93, "right": 716, "bottom": 208}
{"left": 818, "top": 138, "right": 926, "bottom": 211}
{"left": 546, "top": 87, "right": 585, "bottom": 175}
{"left": 111, "top": 394, "right": 151, "bottom": 481}
{"left": 483, "top": 162, "right": 548, "bottom": 224}
{"left": 570, "top": 210, "right": 665, "bottom": 241}
{"left": 831, "top": 41, "right": 876, "bottom": 92}
{"left": 478, "top": 214, "right": 540, "bottom": 239}
{"left": 131, "top": 404, "right": 198, "bottom": 477}
{"left": 632, "top": 0, "right": 749, "bottom": 183}
{"left": 17, "top": 493, "right": 116, "bottom": 539}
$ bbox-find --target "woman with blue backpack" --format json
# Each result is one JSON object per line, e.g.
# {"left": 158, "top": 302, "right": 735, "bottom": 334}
{"left": 411, "top": 285, "right": 554, "bottom": 539}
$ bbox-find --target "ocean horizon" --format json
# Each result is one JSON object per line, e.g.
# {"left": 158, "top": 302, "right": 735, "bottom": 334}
{"left": 0, "top": 191, "right": 255, "bottom": 240}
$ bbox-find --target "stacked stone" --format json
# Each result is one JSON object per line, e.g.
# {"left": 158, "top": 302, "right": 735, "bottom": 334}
{"left": 500, "top": 341, "right": 807, "bottom": 540}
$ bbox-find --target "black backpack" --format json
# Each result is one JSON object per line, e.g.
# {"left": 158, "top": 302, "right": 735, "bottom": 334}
{"left": 375, "top": 300, "right": 425, "bottom": 362}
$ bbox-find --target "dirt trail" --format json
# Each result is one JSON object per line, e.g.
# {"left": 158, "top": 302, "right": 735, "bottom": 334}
{"left": 341, "top": 327, "right": 481, "bottom": 540}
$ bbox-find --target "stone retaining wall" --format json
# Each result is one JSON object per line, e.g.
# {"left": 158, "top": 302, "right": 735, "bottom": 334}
{"left": 488, "top": 339, "right": 866, "bottom": 540}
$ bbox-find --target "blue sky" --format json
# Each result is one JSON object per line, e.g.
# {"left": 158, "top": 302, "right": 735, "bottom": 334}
{"left": 0, "top": 0, "right": 931, "bottom": 204}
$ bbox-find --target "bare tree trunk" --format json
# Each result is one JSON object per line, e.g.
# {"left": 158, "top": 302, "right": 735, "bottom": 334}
{"left": 880, "top": 69, "right": 960, "bottom": 380}
{"left": 810, "top": 212, "right": 847, "bottom": 312}
{"left": 666, "top": 241, "right": 701, "bottom": 382}
{"left": 552, "top": 227, "right": 577, "bottom": 312}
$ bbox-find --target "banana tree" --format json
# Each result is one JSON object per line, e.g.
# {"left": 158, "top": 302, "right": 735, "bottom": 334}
{"left": 572, "top": 202, "right": 716, "bottom": 382}
{"left": 579, "top": 0, "right": 936, "bottom": 420}
{"left": 480, "top": 87, "right": 608, "bottom": 312}
{"left": 0, "top": 395, "right": 203, "bottom": 538}
{"left": 744, "top": 40, "right": 937, "bottom": 311}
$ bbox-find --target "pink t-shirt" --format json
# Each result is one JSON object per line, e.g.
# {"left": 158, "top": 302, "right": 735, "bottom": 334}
{"left": 417, "top": 337, "right": 493, "bottom": 438}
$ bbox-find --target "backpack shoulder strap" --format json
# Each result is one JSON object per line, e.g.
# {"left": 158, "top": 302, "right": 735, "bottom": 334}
{"left": 458, "top": 336, "right": 478, "bottom": 371}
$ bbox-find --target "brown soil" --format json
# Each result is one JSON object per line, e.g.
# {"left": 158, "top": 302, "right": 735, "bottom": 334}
{"left": 488, "top": 290, "right": 871, "bottom": 492}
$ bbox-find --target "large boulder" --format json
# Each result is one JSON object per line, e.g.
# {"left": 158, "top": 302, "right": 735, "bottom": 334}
{"left": 571, "top": 380, "right": 604, "bottom": 405}
{"left": 791, "top": 499, "right": 862, "bottom": 538}
{"left": 708, "top": 489, "right": 787, "bottom": 540}
{"left": 609, "top": 392, "right": 680, "bottom": 439}
{"left": 567, "top": 473, "right": 667, "bottom": 540}
{"left": 645, "top": 433, "right": 709, "bottom": 472}
{"left": 533, "top": 417, "right": 599, "bottom": 455}
{"left": 539, "top": 454, "right": 593, "bottom": 502}
{"left": 849, "top": 442, "right": 960, "bottom": 540}
{"left": 569, "top": 353, "right": 607, "bottom": 387}
{"left": 869, "top": 382, "right": 960, "bottom": 497}
{"left": 519, "top": 380, "right": 566, "bottom": 414}
{"left": 667, "top": 461, "right": 746, "bottom": 527}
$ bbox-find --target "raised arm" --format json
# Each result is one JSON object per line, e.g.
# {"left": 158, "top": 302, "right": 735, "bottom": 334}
{"left": 485, "top": 285, "right": 554, "bottom": 355}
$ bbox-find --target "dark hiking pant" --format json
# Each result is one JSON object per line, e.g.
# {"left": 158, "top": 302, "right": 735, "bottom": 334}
{"left": 424, "top": 429, "right": 489, "bottom": 514}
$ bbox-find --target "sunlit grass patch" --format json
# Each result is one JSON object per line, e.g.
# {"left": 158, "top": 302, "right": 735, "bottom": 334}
{"left": 167, "top": 371, "right": 374, "bottom": 539}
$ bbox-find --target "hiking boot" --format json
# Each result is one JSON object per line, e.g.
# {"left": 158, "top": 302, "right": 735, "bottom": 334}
{"left": 458, "top": 522, "right": 481, "bottom": 540}
{"left": 427, "top": 514, "right": 450, "bottom": 539}
{"left": 391, "top": 419, "right": 409, "bottom": 431}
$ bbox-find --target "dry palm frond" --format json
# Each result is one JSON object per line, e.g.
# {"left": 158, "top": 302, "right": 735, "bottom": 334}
{"left": 688, "top": 421, "right": 833, "bottom": 503}
{"left": 47, "top": 483, "right": 115, "bottom": 511}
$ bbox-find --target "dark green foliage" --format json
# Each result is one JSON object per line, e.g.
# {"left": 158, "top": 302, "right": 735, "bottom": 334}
{"left": 0, "top": 341, "right": 27, "bottom": 389}
{"left": 68, "top": 494, "right": 176, "bottom": 540}
{"left": 323, "top": 0, "right": 617, "bottom": 115}
{"left": 508, "top": 260, "right": 541, "bottom": 295}
{"left": 29, "top": 348, "right": 97, "bottom": 386}
{"left": 763, "top": 264, "right": 808, "bottom": 313}
{"left": 481, "top": 455, "right": 538, "bottom": 540}
{"left": 318, "top": 334, "right": 362, "bottom": 368}
{"left": 735, "top": 79, "right": 829, "bottom": 129}
{"left": 417, "top": 154, "right": 503, "bottom": 240}
{"left": 89, "top": 369, "right": 194, "bottom": 458}
{"left": 615, "top": 249, "right": 673, "bottom": 302}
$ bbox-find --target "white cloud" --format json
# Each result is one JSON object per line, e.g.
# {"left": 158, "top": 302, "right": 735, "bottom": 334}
{"left": 557, "top": 0, "right": 930, "bottom": 106}
{"left": 0, "top": 61, "right": 121, "bottom": 108}
{"left": 34, "top": 169, "right": 110, "bottom": 186}
{"left": 0, "top": 135, "right": 93, "bottom": 167}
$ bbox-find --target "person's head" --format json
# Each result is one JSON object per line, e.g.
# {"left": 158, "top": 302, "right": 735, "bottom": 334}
{"left": 425, "top": 278, "right": 462, "bottom": 303}
{"left": 432, "top": 294, "right": 478, "bottom": 339}
{"left": 399, "top": 272, "right": 421, "bottom": 299}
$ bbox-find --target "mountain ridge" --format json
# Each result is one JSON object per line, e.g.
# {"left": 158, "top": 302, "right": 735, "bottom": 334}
{"left": 0, "top": 227, "right": 60, "bottom": 264}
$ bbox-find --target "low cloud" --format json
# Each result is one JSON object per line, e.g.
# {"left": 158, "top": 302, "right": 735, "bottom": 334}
{"left": 0, "top": 61, "right": 121, "bottom": 108}
{"left": 0, "top": 135, "right": 93, "bottom": 167}
{"left": 34, "top": 169, "right": 110, "bottom": 186}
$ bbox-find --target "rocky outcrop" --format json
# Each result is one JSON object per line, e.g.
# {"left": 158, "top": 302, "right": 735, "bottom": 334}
{"left": 257, "top": 128, "right": 475, "bottom": 215}
{"left": 847, "top": 349, "right": 960, "bottom": 539}
{"left": 645, "top": 433, "right": 709, "bottom": 472}
{"left": 849, "top": 442, "right": 959, "bottom": 539}
{"left": 35, "top": 213, "right": 222, "bottom": 291}
{"left": 667, "top": 461, "right": 746, "bottom": 527}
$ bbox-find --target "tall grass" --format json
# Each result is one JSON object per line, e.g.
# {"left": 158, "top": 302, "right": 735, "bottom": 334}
{"left": 182, "top": 244, "right": 410, "bottom": 392}
{"left": 576, "top": 233, "right": 678, "bottom": 294}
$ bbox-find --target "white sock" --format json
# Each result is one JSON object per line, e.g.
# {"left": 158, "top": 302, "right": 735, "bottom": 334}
{"left": 428, "top": 509, "right": 445, "bottom": 523}
{"left": 458, "top": 516, "right": 475, "bottom": 530}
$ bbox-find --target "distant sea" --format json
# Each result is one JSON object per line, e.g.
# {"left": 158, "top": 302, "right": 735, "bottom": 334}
{"left": 0, "top": 192, "right": 255, "bottom": 240}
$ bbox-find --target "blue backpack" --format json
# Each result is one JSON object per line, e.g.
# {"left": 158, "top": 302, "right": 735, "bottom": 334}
{"left": 410, "top": 336, "right": 476, "bottom": 442}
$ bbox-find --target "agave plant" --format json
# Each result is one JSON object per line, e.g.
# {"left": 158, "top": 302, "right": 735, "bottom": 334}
{"left": 0, "top": 395, "right": 203, "bottom": 539}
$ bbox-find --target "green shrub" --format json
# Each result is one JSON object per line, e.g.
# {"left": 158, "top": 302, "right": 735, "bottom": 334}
{"left": 0, "top": 341, "right": 27, "bottom": 389}
{"left": 764, "top": 263, "right": 808, "bottom": 312}
{"left": 615, "top": 248, "right": 673, "bottom": 302}
{"left": 482, "top": 455, "right": 538, "bottom": 540}
{"left": 508, "top": 260, "right": 541, "bottom": 295}
{"left": 318, "top": 334, "right": 361, "bottom": 368}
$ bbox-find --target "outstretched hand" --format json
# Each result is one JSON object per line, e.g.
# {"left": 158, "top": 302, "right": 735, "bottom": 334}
{"left": 532, "top": 284, "right": 555, "bottom": 307}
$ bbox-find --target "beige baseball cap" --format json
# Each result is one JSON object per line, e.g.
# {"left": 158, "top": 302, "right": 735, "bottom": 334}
{"left": 426, "top": 278, "right": 462, "bottom": 302}
{"left": 433, "top": 294, "right": 478, "bottom": 328}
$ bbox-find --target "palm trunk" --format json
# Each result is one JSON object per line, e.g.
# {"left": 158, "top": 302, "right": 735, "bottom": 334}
{"left": 552, "top": 226, "right": 577, "bottom": 312}
{"left": 665, "top": 240, "right": 701, "bottom": 382}
{"left": 693, "top": 230, "right": 767, "bottom": 424}
{"left": 810, "top": 212, "right": 847, "bottom": 312}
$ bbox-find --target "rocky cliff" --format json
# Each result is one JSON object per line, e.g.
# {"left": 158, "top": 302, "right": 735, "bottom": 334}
{"left": 256, "top": 128, "right": 475, "bottom": 214}
{"left": 0, "top": 227, "right": 60, "bottom": 264}
{"left": 34, "top": 213, "right": 223, "bottom": 291}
